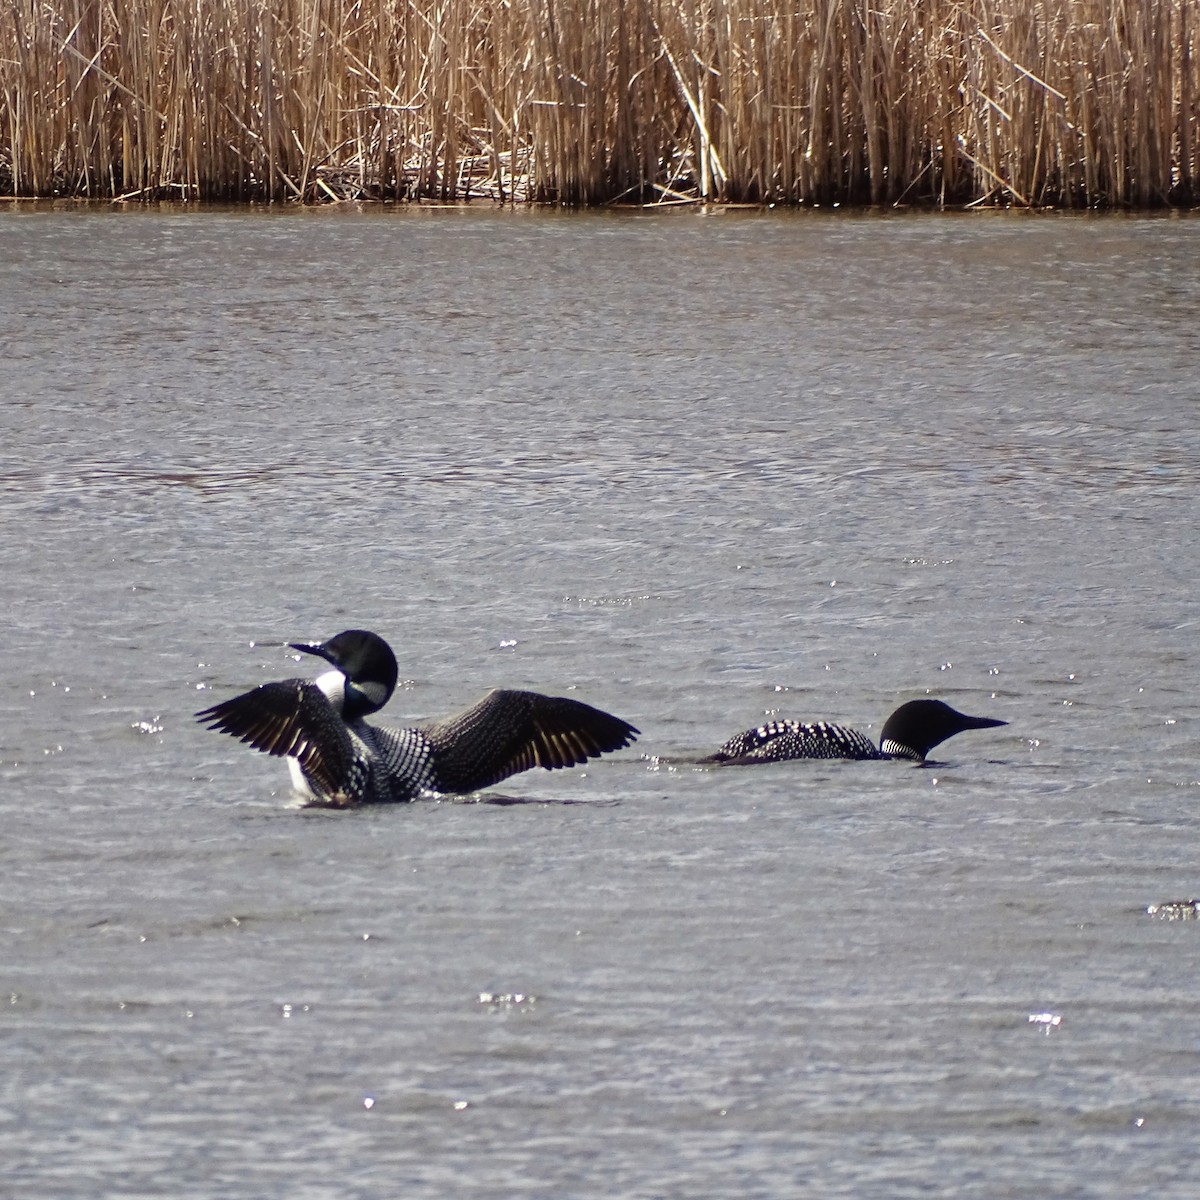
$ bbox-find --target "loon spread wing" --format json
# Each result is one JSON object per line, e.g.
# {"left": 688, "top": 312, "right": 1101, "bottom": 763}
{"left": 702, "top": 719, "right": 882, "bottom": 764}
{"left": 420, "top": 688, "right": 641, "bottom": 794}
{"left": 196, "top": 680, "right": 356, "bottom": 798}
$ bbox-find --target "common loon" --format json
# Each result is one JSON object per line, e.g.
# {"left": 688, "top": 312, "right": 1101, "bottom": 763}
{"left": 703, "top": 699, "right": 1006, "bottom": 765}
{"left": 196, "top": 629, "right": 639, "bottom": 805}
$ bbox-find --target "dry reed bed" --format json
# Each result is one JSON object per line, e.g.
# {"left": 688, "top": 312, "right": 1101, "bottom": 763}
{"left": 1, "top": 0, "right": 1195, "bottom": 206}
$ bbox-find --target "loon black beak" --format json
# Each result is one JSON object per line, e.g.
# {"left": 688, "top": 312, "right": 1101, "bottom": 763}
{"left": 289, "top": 640, "right": 331, "bottom": 663}
{"left": 964, "top": 715, "right": 1008, "bottom": 731}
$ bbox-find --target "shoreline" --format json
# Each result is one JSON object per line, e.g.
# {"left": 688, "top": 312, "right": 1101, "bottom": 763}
{"left": 3, "top": 0, "right": 1197, "bottom": 210}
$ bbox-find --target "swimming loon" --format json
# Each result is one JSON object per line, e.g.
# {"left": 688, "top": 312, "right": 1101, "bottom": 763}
{"left": 703, "top": 699, "right": 1006, "bottom": 765}
{"left": 196, "top": 629, "right": 639, "bottom": 806}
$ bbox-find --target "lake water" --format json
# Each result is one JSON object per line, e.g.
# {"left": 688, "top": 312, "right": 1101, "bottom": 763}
{"left": 1, "top": 204, "right": 1198, "bottom": 1198}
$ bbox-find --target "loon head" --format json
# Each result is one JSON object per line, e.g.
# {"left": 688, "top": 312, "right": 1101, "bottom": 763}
{"left": 289, "top": 629, "right": 399, "bottom": 719}
{"left": 878, "top": 699, "right": 1007, "bottom": 761}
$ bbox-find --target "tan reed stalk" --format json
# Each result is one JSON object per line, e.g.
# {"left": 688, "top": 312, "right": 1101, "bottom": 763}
{"left": 0, "top": 0, "right": 1196, "bottom": 206}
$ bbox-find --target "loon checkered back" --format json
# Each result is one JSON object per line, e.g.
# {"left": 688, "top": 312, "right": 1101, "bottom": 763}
{"left": 196, "top": 630, "right": 639, "bottom": 806}
{"left": 703, "top": 699, "right": 1006, "bottom": 765}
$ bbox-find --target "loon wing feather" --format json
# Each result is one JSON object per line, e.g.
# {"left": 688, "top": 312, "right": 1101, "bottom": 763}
{"left": 196, "top": 679, "right": 354, "bottom": 796}
{"left": 422, "top": 688, "right": 639, "bottom": 794}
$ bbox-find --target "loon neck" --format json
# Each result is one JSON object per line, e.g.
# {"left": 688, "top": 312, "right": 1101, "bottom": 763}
{"left": 314, "top": 670, "right": 349, "bottom": 713}
{"left": 879, "top": 737, "right": 923, "bottom": 761}
{"left": 314, "top": 669, "right": 389, "bottom": 721}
